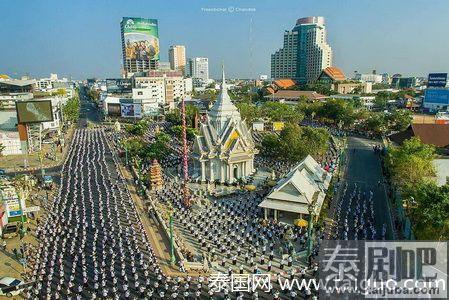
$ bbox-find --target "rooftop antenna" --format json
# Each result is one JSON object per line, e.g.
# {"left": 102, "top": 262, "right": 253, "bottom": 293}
{"left": 249, "top": 17, "right": 253, "bottom": 81}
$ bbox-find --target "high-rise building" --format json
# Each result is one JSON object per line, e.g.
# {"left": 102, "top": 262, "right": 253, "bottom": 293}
{"left": 120, "top": 17, "right": 160, "bottom": 77}
{"left": 271, "top": 16, "right": 332, "bottom": 84}
{"left": 187, "top": 57, "right": 209, "bottom": 86}
{"left": 169, "top": 45, "right": 186, "bottom": 74}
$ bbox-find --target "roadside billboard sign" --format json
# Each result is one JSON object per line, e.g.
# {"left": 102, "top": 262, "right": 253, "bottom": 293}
{"left": 428, "top": 73, "right": 447, "bottom": 87}
{"left": 16, "top": 100, "right": 53, "bottom": 123}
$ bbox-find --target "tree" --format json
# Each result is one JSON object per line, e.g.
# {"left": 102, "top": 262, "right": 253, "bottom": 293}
{"left": 260, "top": 124, "right": 330, "bottom": 163}
{"left": 278, "top": 123, "right": 307, "bottom": 162}
{"left": 386, "top": 137, "right": 436, "bottom": 190}
{"left": 121, "top": 132, "right": 172, "bottom": 162}
{"left": 62, "top": 96, "right": 80, "bottom": 123}
{"left": 300, "top": 127, "right": 330, "bottom": 157}
{"left": 388, "top": 109, "right": 412, "bottom": 132}
{"left": 165, "top": 105, "right": 199, "bottom": 128}
{"left": 316, "top": 99, "right": 356, "bottom": 126}
{"left": 236, "top": 102, "right": 261, "bottom": 123}
{"left": 261, "top": 101, "right": 304, "bottom": 124}
{"left": 171, "top": 125, "right": 198, "bottom": 141}
{"left": 165, "top": 109, "right": 182, "bottom": 125}
{"left": 125, "top": 120, "right": 149, "bottom": 136}
{"left": 406, "top": 182, "right": 449, "bottom": 240}
{"left": 374, "top": 91, "right": 391, "bottom": 110}
{"left": 261, "top": 133, "right": 280, "bottom": 158}
{"left": 145, "top": 132, "right": 171, "bottom": 160}
{"left": 362, "top": 113, "right": 388, "bottom": 135}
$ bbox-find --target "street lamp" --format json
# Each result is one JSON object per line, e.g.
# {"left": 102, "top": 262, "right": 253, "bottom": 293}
{"left": 167, "top": 203, "right": 176, "bottom": 265}
{"left": 306, "top": 199, "right": 317, "bottom": 260}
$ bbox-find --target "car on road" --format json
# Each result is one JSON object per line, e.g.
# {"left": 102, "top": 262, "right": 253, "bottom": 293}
{"left": 0, "top": 277, "right": 25, "bottom": 297}
{"left": 1, "top": 223, "right": 19, "bottom": 239}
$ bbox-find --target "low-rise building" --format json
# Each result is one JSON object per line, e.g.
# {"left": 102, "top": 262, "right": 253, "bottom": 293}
{"left": 354, "top": 73, "right": 383, "bottom": 83}
{"left": 259, "top": 155, "right": 331, "bottom": 224}
{"left": 317, "top": 66, "right": 346, "bottom": 84}
{"left": 264, "top": 90, "right": 327, "bottom": 104}
{"left": 332, "top": 81, "right": 372, "bottom": 94}
{"left": 0, "top": 179, "right": 27, "bottom": 223}
{"left": 0, "top": 111, "right": 23, "bottom": 155}
{"left": 389, "top": 124, "right": 449, "bottom": 153}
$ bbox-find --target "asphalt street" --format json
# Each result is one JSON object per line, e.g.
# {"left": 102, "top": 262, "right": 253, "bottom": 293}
{"left": 336, "top": 137, "right": 394, "bottom": 240}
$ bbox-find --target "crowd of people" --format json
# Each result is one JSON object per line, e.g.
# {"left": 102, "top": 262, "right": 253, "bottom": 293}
{"left": 151, "top": 171, "right": 321, "bottom": 298}
{"left": 28, "top": 129, "right": 184, "bottom": 299}
{"left": 335, "top": 182, "right": 386, "bottom": 240}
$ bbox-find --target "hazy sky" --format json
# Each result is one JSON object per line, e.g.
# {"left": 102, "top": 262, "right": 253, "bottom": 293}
{"left": 1, "top": 0, "right": 449, "bottom": 80}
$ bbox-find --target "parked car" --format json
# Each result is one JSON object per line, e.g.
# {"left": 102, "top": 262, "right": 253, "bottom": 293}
{"left": 0, "top": 277, "right": 24, "bottom": 297}
{"left": 0, "top": 169, "right": 5, "bottom": 175}
{"left": 1, "top": 223, "right": 19, "bottom": 239}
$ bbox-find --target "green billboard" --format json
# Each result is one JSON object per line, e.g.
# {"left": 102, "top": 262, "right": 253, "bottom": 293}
{"left": 122, "top": 17, "right": 159, "bottom": 60}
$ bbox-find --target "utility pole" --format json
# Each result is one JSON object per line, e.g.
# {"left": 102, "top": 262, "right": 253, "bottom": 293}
{"left": 181, "top": 97, "right": 191, "bottom": 207}
{"left": 169, "top": 214, "right": 175, "bottom": 265}
{"left": 306, "top": 201, "right": 316, "bottom": 260}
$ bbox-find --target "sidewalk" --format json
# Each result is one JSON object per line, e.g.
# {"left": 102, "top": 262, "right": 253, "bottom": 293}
{"left": 0, "top": 187, "right": 53, "bottom": 299}
{"left": 106, "top": 134, "right": 203, "bottom": 277}
{"left": 0, "top": 127, "right": 74, "bottom": 173}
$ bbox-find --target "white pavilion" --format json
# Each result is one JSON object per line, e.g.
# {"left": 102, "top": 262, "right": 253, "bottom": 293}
{"left": 259, "top": 155, "right": 331, "bottom": 223}
{"left": 192, "top": 67, "right": 258, "bottom": 184}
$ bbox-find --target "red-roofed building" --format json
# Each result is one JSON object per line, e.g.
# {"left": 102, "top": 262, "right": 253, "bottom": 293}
{"left": 388, "top": 124, "right": 449, "bottom": 153}
{"left": 273, "top": 79, "right": 297, "bottom": 89}
{"left": 317, "top": 67, "right": 346, "bottom": 84}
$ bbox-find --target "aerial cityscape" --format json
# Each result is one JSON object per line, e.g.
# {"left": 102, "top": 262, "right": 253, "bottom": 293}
{"left": 1, "top": 1, "right": 449, "bottom": 299}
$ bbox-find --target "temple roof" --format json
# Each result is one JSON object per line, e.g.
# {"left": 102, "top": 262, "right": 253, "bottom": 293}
{"left": 192, "top": 65, "right": 258, "bottom": 160}
{"left": 208, "top": 66, "right": 241, "bottom": 129}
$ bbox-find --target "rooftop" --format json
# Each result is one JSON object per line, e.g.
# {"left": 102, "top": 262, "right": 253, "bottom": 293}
{"left": 264, "top": 90, "right": 327, "bottom": 101}
{"left": 389, "top": 124, "right": 449, "bottom": 148}
{"left": 321, "top": 67, "right": 346, "bottom": 81}
{"left": 273, "top": 79, "right": 296, "bottom": 89}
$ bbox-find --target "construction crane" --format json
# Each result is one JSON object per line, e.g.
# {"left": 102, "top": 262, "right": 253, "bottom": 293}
{"left": 181, "top": 97, "right": 191, "bottom": 207}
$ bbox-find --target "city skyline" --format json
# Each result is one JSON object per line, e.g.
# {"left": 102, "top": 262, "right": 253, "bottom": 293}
{"left": 1, "top": 0, "right": 449, "bottom": 79}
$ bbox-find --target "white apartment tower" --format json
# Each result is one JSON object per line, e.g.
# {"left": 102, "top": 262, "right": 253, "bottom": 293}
{"left": 271, "top": 16, "right": 332, "bottom": 83}
{"left": 187, "top": 57, "right": 209, "bottom": 85}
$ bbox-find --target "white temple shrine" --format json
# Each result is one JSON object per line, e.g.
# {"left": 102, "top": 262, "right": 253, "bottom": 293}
{"left": 192, "top": 67, "right": 258, "bottom": 184}
{"left": 259, "top": 155, "right": 331, "bottom": 223}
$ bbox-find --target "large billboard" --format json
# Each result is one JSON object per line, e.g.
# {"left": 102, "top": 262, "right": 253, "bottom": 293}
{"left": 122, "top": 17, "right": 159, "bottom": 61}
{"left": 107, "top": 103, "right": 121, "bottom": 116}
{"left": 120, "top": 99, "right": 142, "bottom": 118}
{"left": 106, "top": 78, "right": 132, "bottom": 94}
{"left": 428, "top": 73, "right": 448, "bottom": 87}
{"left": 16, "top": 100, "right": 53, "bottom": 123}
{"left": 424, "top": 89, "right": 449, "bottom": 105}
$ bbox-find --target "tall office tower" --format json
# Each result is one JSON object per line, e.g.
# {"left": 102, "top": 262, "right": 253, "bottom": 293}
{"left": 271, "top": 16, "right": 332, "bottom": 83}
{"left": 187, "top": 57, "right": 209, "bottom": 86}
{"left": 271, "top": 31, "right": 298, "bottom": 80}
{"left": 169, "top": 45, "right": 186, "bottom": 74}
{"left": 120, "top": 17, "right": 160, "bottom": 77}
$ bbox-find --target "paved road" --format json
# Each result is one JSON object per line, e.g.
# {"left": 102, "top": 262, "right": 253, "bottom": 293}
{"left": 335, "top": 137, "right": 394, "bottom": 240}
{"left": 31, "top": 128, "right": 162, "bottom": 299}
{"left": 78, "top": 85, "right": 101, "bottom": 126}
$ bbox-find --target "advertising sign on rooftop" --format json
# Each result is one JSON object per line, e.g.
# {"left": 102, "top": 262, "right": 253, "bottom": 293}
{"left": 106, "top": 78, "right": 132, "bottom": 94}
{"left": 120, "top": 99, "right": 142, "bottom": 118}
{"left": 16, "top": 100, "right": 53, "bottom": 123}
{"left": 428, "top": 73, "right": 447, "bottom": 87}
{"left": 122, "top": 17, "right": 159, "bottom": 61}
{"left": 424, "top": 89, "right": 449, "bottom": 105}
